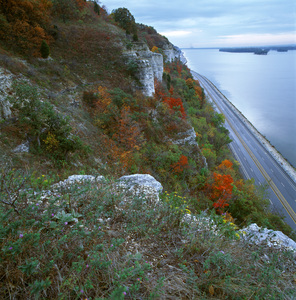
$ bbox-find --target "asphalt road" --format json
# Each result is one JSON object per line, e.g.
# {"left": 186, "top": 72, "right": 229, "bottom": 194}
{"left": 192, "top": 71, "right": 296, "bottom": 231}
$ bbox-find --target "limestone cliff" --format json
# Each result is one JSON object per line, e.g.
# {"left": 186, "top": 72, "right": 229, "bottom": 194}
{"left": 124, "top": 42, "right": 163, "bottom": 97}
{"left": 123, "top": 41, "right": 185, "bottom": 97}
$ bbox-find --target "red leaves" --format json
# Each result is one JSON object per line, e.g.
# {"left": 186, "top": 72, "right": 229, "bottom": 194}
{"left": 210, "top": 172, "right": 234, "bottom": 212}
{"left": 164, "top": 96, "right": 186, "bottom": 119}
{"left": 171, "top": 155, "right": 189, "bottom": 173}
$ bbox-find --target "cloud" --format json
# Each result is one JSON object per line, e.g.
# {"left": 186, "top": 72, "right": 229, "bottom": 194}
{"left": 159, "top": 30, "right": 192, "bottom": 37}
{"left": 217, "top": 32, "right": 296, "bottom": 47}
{"left": 103, "top": 0, "right": 296, "bottom": 47}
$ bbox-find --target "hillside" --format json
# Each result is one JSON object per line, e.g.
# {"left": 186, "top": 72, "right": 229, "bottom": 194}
{"left": 0, "top": 1, "right": 296, "bottom": 299}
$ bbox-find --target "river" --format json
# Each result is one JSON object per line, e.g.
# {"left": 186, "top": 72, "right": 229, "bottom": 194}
{"left": 182, "top": 48, "right": 296, "bottom": 168}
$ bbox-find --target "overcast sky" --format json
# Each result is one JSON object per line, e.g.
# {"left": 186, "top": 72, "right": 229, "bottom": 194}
{"left": 102, "top": 0, "right": 296, "bottom": 48}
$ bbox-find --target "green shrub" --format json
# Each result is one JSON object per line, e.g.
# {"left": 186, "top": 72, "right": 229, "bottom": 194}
{"left": 40, "top": 40, "right": 50, "bottom": 59}
{"left": 10, "top": 82, "right": 88, "bottom": 160}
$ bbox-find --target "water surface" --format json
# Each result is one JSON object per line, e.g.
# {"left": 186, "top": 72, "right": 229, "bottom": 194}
{"left": 182, "top": 48, "right": 296, "bottom": 167}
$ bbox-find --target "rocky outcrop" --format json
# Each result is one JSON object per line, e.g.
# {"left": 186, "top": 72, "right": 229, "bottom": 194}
{"left": 240, "top": 223, "right": 296, "bottom": 252}
{"left": 0, "top": 68, "right": 14, "bottom": 120}
{"left": 169, "top": 126, "right": 208, "bottom": 169}
{"left": 118, "top": 174, "right": 163, "bottom": 193}
{"left": 124, "top": 42, "right": 163, "bottom": 97}
{"left": 171, "top": 127, "right": 198, "bottom": 146}
{"left": 118, "top": 174, "right": 163, "bottom": 202}
{"left": 39, "top": 173, "right": 163, "bottom": 204}
{"left": 13, "top": 141, "right": 30, "bottom": 153}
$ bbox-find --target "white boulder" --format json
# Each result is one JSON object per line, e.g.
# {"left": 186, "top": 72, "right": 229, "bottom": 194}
{"left": 240, "top": 223, "right": 296, "bottom": 251}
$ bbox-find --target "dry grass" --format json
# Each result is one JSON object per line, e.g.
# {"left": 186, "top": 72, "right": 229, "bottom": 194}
{"left": 1, "top": 171, "right": 295, "bottom": 299}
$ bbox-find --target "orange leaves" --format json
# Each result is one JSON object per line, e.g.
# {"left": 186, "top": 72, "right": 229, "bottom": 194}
{"left": 75, "top": 0, "right": 87, "bottom": 10}
{"left": 1, "top": 0, "right": 52, "bottom": 55}
{"left": 185, "top": 78, "right": 203, "bottom": 101}
{"left": 185, "top": 78, "right": 194, "bottom": 89}
{"left": 151, "top": 46, "right": 159, "bottom": 53}
{"left": 194, "top": 85, "right": 203, "bottom": 99}
{"left": 170, "top": 155, "right": 189, "bottom": 173}
{"left": 209, "top": 285, "right": 215, "bottom": 296}
{"left": 154, "top": 80, "right": 166, "bottom": 101}
{"left": 211, "top": 172, "right": 233, "bottom": 200}
{"left": 210, "top": 172, "right": 234, "bottom": 212}
{"left": 93, "top": 86, "right": 142, "bottom": 171}
{"left": 218, "top": 159, "right": 233, "bottom": 169}
{"left": 216, "top": 159, "right": 233, "bottom": 174}
{"left": 96, "top": 86, "right": 112, "bottom": 114}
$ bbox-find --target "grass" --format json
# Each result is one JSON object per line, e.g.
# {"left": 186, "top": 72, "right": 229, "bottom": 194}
{"left": 1, "top": 169, "right": 295, "bottom": 299}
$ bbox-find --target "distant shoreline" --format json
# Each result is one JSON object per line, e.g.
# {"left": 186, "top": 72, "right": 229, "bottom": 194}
{"left": 182, "top": 45, "right": 296, "bottom": 52}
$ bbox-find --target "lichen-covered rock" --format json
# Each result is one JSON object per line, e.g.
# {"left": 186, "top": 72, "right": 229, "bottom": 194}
{"left": 0, "top": 68, "right": 14, "bottom": 120}
{"left": 240, "top": 223, "right": 296, "bottom": 251}
{"left": 13, "top": 141, "right": 30, "bottom": 153}
{"left": 117, "top": 174, "right": 163, "bottom": 202}
{"left": 52, "top": 175, "right": 106, "bottom": 189}
{"left": 118, "top": 174, "right": 163, "bottom": 193}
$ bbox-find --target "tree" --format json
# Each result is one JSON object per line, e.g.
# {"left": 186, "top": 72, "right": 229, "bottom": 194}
{"left": 51, "top": 0, "right": 85, "bottom": 22}
{"left": 209, "top": 172, "right": 234, "bottom": 213}
{"left": 40, "top": 40, "right": 49, "bottom": 58}
{"left": 10, "top": 82, "right": 85, "bottom": 159}
{"left": 93, "top": 1, "right": 100, "bottom": 15}
{"left": 0, "top": 0, "right": 52, "bottom": 55}
{"left": 164, "top": 96, "right": 186, "bottom": 119}
{"left": 112, "top": 7, "right": 137, "bottom": 36}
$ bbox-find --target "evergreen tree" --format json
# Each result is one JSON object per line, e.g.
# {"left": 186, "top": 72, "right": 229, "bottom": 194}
{"left": 94, "top": 1, "right": 100, "bottom": 15}
{"left": 40, "top": 40, "right": 50, "bottom": 59}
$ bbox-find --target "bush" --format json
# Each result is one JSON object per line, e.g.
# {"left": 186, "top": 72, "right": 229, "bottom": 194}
{"left": 10, "top": 82, "right": 87, "bottom": 160}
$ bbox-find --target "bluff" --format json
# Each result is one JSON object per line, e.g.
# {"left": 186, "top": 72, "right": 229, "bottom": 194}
{"left": 1, "top": 2, "right": 296, "bottom": 298}
{"left": 124, "top": 41, "right": 181, "bottom": 96}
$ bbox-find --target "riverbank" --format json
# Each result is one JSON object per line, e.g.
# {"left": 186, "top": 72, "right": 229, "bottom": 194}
{"left": 191, "top": 70, "right": 296, "bottom": 184}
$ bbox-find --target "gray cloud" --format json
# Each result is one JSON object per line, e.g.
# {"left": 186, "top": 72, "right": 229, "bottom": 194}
{"left": 103, "top": 0, "right": 296, "bottom": 47}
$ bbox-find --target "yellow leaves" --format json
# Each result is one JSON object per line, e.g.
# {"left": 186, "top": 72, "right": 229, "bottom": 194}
{"left": 209, "top": 285, "right": 215, "bottom": 296}
{"left": 185, "top": 78, "right": 194, "bottom": 89}
{"left": 43, "top": 132, "right": 59, "bottom": 152}
{"left": 151, "top": 46, "right": 159, "bottom": 53}
{"left": 97, "top": 86, "right": 111, "bottom": 111}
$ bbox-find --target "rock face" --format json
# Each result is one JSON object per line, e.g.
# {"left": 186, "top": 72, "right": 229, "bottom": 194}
{"left": 162, "top": 43, "right": 182, "bottom": 62}
{"left": 171, "top": 127, "right": 198, "bottom": 146}
{"left": 0, "top": 68, "right": 14, "bottom": 120}
{"left": 124, "top": 42, "right": 163, "bottom": 97}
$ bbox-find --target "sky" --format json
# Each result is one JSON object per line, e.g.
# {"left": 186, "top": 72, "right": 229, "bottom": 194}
{"left": 102, "top": 0, "right": 296, "bottom": 48}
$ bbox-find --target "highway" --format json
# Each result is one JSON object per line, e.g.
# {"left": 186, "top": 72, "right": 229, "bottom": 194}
{"left": 192, "top": 72, "right": 296, "bottom": 231}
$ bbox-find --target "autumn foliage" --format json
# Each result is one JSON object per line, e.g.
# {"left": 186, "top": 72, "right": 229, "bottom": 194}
{"left": 164, "top": 96, "right": 186, "bottom": 119}
{"left": 171, "top": 155, "right": 189, "bottom": 173}
{"left": 209, "top": 172, "right": 234, "bottom": 212}
{"left": 0, "top": 0, "right": 52, "bottom": 55}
